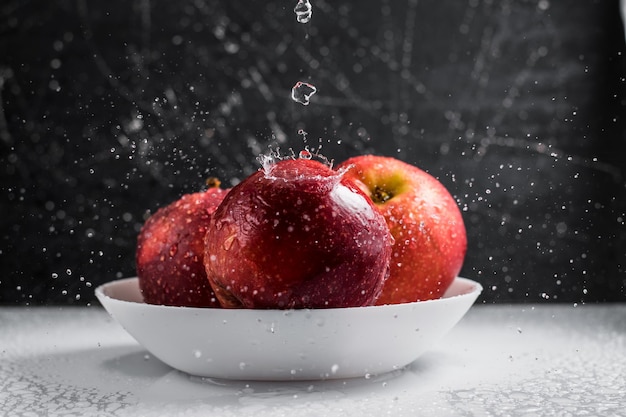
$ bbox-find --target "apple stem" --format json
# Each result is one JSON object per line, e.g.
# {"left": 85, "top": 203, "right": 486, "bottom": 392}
{"left": 205, "top": 177, "right": 222, "bottom": 189}
{"left": 372, "top": 186, "right": 393, "bottom": 204}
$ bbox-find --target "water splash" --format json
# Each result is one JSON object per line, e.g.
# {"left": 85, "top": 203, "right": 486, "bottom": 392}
{"left": 297, "top": 128, "right": 308, "bottom": 142}
{"left": 257, "top": 146, "right": 335, "bottom": 177}
{"left": 291, "top": 81, "right": 317, "bottom": 105}
{"left": 257, "top": 147, "right": 284, "bottom": 177}
{"left": 299, "top": 149, "right": 312, "bottom": 159}
{"left": 294, "top": 0, "right": 312, "bottom": 24}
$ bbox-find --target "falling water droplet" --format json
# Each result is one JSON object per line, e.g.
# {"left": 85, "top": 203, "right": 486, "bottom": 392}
{"left": 294, "top": 0, "right": 312, "bottom": 24}
{"left": 292, "top": 81, "right": 317, "bottom": 105}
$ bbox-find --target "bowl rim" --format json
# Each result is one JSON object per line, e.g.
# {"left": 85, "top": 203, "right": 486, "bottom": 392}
{"left": 95, "top": 276, "right": 483, "bottom": 313}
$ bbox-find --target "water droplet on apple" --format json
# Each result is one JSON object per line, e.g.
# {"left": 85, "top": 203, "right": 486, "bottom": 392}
{"left": 299, "top": 149, "right": 312, "bottom": 159}
{"left": 291, "top": 81, "right": 317, "bottom": 105}
{"left": 222, "top": 234, "right": 237, "bottom": 251}
{"left": 214, "top": 219, "right": 225, "bottom": 231}
{"left": 294, "top": 0, "right": 312, "bottom": 23}
{"left": 168, "top": 244, "right": 177, "bottom": 257}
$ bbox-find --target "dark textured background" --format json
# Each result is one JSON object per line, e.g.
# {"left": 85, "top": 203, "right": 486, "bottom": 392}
{"left": 1, "top": 0, "right": 625, "bottom": 305}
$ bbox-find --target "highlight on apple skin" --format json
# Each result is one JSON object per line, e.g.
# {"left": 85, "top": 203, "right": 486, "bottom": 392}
{"left": 136, "top": 185, "right": 228, "bottom": 307}
{"left": 337, "top": 155, "right": 467, "bottom": 304}
{"left": 203, "top": 157, "right": 393, "bottom": 309}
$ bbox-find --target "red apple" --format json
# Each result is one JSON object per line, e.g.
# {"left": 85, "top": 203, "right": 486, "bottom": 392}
{"left": 336, "top": 155, "right": 467, "bottom": 304}
{"left": 203, "top": 157, "right": 393, "bottom": 309}
{"left": 136, "top": 181, "right": 228, "bottom": 307}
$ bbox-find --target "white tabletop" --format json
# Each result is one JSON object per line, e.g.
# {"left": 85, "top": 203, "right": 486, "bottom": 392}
{"left": 1, "top": 304, "right": 624, "bottom": 417}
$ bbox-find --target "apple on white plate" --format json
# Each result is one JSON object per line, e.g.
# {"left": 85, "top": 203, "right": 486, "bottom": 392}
{"left": 135, "top": 181, "right": 228, "bottom": 307}
{"left": 337, "top": 155, "right": 467, "bottom": 304}
{"left": 203, "top": 157, "right": 393, "bottom": 309}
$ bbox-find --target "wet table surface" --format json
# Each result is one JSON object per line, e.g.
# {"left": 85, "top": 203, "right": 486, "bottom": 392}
{"left": 1, "top": 304, "right": 625, "bottom": 417}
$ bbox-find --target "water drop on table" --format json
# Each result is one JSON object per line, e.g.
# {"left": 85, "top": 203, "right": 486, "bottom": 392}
{"left": 292, "top": 81, "right": 317, "bottom": 105}
{"left": 294, "top": 0, "right": 312, "bottom": 23}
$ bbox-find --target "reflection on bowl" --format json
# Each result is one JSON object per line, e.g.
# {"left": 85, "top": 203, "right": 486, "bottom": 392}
{"left": 95, "top": 277, "right": 482, "bottom": 381}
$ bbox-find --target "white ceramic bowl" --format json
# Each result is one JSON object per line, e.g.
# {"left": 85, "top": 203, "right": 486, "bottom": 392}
{"left": 95, "top": 277, "right": 481, "bottom": 381}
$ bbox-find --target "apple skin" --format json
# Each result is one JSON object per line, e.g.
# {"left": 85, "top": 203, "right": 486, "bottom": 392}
{"left": 336, "top": 155, "right": 467, "bottom": 304}
{"left": 203, "top": 158, "right": 393, "bottom": 309}
{"left": 136, "top": 186, "right": 228, "bottom": 307}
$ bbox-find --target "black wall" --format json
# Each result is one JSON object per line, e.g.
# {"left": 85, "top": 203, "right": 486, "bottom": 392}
{"left": 2, "top": 0, "right": 625, "bottom": 305}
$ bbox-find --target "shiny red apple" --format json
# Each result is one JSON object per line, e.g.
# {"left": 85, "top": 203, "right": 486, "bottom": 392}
{"left": 136, "top": 181, "right": 228, "bottom": 307}
{"left": 336, "top": 155, "right": 467, "bottom": 304}
{"left": 203, "top": 157, "right": 393, "bottom": 309}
